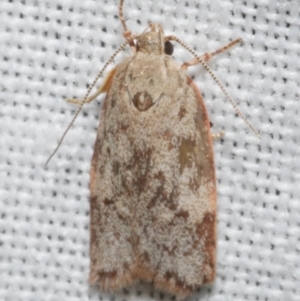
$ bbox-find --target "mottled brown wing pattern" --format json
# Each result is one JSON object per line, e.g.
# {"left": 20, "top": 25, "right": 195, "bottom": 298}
{"left": 89, "top": 50, "right": 216, "bottom": 299}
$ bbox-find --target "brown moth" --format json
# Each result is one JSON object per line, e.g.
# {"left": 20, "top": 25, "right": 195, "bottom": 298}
{"left": 46, "top": 0, "right": 254, "bottom": 299}
{"left": 86, "top": 1, "right": 243, "bottom": 299}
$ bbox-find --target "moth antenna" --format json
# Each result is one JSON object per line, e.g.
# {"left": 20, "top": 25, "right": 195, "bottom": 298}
{"left": 45, "top": 41, "right": 128, "bottom": 167}
{"left": 169, "top": 36, "right": 260, "bottom": 138}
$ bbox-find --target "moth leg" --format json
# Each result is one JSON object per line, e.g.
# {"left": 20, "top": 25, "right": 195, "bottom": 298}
{"left": 123, "top": 32, "right": 140, "bottom": 54}
{"left": 119, "top": 0, "right": 139, "bottom": 54}
{"left": 67, "top": 67, "right": 117, "bottom": 105}
{"left": 181, "top": 38, "right": 242, "bottom": 70}
{"left": 67, "top": 91, "right": 102, "bottom": 105}
{"left": 212, "top": 131, "right": 225, "bottom": 140}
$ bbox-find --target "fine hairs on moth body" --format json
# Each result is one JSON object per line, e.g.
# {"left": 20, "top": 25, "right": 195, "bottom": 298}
{"left": 46, "top": 0, "right": 258, "bottom": 299}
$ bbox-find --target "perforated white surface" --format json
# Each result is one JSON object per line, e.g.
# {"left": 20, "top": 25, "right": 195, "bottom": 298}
{"left": 0, "top": 0, "right": 299, "bottom": 300}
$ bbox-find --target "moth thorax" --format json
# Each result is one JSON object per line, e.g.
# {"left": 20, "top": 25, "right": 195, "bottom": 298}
{"left": 138, "top": 32, "right": 163, "bottom": 54}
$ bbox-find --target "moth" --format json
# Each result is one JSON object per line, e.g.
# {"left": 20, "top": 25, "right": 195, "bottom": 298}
{"left": 46, "top": 0, "right": 256, "bottom": 298}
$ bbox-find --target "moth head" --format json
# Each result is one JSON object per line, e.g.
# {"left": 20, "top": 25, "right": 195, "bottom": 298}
{"left": 136, "top": 23, "right": 173, "bottom": 56}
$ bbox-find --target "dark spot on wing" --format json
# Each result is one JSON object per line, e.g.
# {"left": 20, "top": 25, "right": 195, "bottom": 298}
{"left": 132, "top": 91, "right": 154, "bottom": 111}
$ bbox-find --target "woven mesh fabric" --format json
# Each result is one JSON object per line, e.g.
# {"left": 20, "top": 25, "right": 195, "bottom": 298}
{"left": 0, "top": 0, "right": 299, "bottom": 300}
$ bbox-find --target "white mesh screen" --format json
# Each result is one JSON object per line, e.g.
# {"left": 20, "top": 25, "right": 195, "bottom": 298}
{"left": 0, "top": 0, "right": 299, "bottom": 300}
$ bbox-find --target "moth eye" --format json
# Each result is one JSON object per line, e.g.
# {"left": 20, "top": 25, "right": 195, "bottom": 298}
{"left": 164, "top": 41, "right": 174, "bottom": 55}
